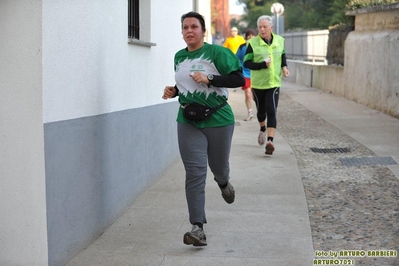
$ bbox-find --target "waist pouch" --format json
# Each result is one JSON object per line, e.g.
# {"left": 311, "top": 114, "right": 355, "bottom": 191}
{"left": 181, "top": 102, "right": 227, "bottom": 121}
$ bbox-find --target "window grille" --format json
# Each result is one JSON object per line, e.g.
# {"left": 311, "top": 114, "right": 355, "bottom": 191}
{"left": 128, "top": 0, "right": 139, "bottom": 39}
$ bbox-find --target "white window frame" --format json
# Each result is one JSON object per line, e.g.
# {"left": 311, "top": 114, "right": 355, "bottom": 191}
{"left": 128, "top": 0, "right": 156, "bottom": 47}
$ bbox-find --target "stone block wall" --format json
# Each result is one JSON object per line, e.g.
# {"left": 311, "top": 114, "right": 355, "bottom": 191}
{"left": 285, "top": 4, "right": 399, "bottom": 119}
{"left": 344, "top": 3, "right": 399, "bottom": 118}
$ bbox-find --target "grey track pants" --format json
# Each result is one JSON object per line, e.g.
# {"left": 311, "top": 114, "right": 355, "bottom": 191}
{"left": 177, "top": 122, "right": 234, "bottom": 225}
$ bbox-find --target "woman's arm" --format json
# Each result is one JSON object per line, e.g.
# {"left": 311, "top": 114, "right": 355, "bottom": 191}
{"left": 189, "top": 70, "right": 245, "bottom": 88}
{"left": 211, "top": 70, "right": 245, "bottom": 88}
{"left": 162, "top": 85, "right": 179, "bottom": 99}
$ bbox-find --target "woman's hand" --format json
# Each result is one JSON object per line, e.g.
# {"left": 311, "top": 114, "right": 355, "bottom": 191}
{"left": 190, "top": 72, "right": 209, "bottom": 85}
{"left": 162, "top": 86, "right": 176, "bottom": 99}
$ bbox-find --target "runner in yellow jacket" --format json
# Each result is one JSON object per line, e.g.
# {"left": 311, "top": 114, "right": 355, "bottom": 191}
{"left": 223, "top": 27, "right": 246, "bottom": 54}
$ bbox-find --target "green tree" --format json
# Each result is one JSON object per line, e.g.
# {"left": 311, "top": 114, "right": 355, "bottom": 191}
{"left": 329, "top": 0, "right": 354, "bottom": 25}
{"left": 236, "top": 0, "right": 354, "bottom": 31}
{"left": 284, "top": 0, "right": 335, "bottom": 30}
{"left": 237, "top": 0, "right": 273, "bottom": 30}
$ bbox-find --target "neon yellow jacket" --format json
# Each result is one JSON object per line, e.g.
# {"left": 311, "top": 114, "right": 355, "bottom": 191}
{"left": 245, "top": 33, "right": 285, "bottom": 89}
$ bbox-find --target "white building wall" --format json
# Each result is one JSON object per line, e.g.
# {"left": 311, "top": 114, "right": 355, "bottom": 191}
{"left": 0, "top": 1, "right": 48, "bottom": 265}
{"left": 41, "top": 1, "right": 196, "bottom": 265}
{"left": 43, "top": 0, "right": 191, "bottom": 123}
{"left": 1, "top": 0, "right": 211, "bottom": 265}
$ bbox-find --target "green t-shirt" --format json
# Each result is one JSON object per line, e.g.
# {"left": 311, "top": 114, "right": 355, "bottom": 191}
{"left": 174, "top": 43, "right": 241, "bottom": 128}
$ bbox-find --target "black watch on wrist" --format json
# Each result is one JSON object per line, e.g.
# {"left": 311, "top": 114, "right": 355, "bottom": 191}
{"left": 207, "top": 74, "right": 214, "bottom": 87}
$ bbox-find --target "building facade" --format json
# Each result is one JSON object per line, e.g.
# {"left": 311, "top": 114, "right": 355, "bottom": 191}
{"left": 0, "top": 1, "right": 211, "bottom": 265}
{"left": 212, "top": 0, "right": 231, "bottom": 39}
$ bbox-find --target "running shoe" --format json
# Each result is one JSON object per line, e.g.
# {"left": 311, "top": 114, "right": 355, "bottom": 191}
{"left": 258, "top": 131, "right": 266, "bottom": 146}
{"left": 265, "top": 141, "right": 275, "bottom": 155}
{"left": 244, "top": 111, "right": 253, "bottom": 121}
{"left": 220, "top": 182, "right": 235, "bottom": 204}
{"left": 183, "top": 225, "right": 207, "bottom": 246}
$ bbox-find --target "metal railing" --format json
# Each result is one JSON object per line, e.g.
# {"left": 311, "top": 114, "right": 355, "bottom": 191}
{"left": 281, "top": 30, "right": 329, "bottom": 64}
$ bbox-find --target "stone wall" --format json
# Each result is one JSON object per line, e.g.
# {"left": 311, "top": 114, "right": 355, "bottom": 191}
{"left": 285, "top": 4, "right": 399, "bottom": 119}
{"left": 344, "top": 3, "right": 399, "bottom": 118}
{"left": 326, "top": 24, "right": 354, "bottom": 65}
{"left": 285, "top": 61, "right": 345, "bottom": 96}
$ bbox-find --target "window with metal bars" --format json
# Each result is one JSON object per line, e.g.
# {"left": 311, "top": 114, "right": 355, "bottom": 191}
{"left": 128, "top": 0, "right": 139, "bottom": 39}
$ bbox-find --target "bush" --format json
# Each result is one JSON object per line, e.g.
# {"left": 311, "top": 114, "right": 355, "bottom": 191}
{"left": 346, "top": 0, "right": 399, "bottom": 10}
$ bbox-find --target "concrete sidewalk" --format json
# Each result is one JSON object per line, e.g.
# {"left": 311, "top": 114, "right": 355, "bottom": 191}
{"left": 67, "top": 81, "right": 399, "bottom": 266}
{"left": 282, "top": 81, "right": 399, "bottom": 181}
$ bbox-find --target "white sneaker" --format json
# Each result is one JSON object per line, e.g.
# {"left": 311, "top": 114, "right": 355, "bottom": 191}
{"left": 244, "top": 111, "right": 253, "bottom": 121}
{"left": 258, "top": 131, "right": 266, "bottom": 146}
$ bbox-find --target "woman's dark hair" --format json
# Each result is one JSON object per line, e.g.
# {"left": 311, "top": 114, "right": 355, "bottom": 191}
{"left": 245, "top": 29, "right": 257, "bottom": 39}
{"left": 181, "top": 11, "right": 206, "bottom": 33}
